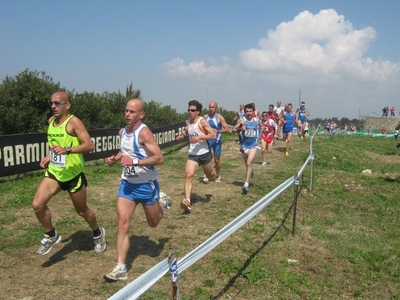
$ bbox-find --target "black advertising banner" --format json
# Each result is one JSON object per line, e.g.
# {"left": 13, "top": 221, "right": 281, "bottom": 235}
{"left": 0, "top": 121, "right": 187, "bottom": 177}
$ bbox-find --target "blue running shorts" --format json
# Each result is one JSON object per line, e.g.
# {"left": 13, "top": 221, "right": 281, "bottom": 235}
{"left": 118, "top": 179, "right": 160, "bottom": 205}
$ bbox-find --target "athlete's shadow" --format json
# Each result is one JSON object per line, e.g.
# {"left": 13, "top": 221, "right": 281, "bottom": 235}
{"left": 41, "top": 232, "right": 170, "bottom": 270}
{"left": 126, "top": 236, "right": 170, "bottom": 270}
{"left": 211, "top": 203, "right": 294, "bottom": 299}
{"left": 232, "top": 181, "right": 245, "bottom": 187}
{"left": 41, "top": 230, "right": 94, "bottom": 267}
{"left": 275, "top": 146, "right": 287, "bottom": 153}
{"left": 190, "top": 193, "right": 212, "bottom": 205}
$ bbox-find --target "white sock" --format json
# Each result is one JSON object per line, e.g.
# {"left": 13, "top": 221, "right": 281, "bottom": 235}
{"left": 117, "top": 263, "right": 126, "bottom": 271}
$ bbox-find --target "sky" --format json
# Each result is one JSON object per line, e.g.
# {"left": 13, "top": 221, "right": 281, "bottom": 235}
{"left": 1, "top": 0, "right": 399, "bottom": 119}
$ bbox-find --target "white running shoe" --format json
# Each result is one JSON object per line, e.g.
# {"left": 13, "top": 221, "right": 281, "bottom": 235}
{"left": 180, "top": 199, "right": 191, "bottom": 212}
{"left": 202, "top": 175, "right": 209, "bottom": 183}
{"left": 242, "top": 183, "right": 249, "bottom": 194}
{"left": 104, "top": 266, "right": 128, "bottom": 281}
{"left": 160, "top": 192, "right": 173, "bottom": 209}
{"left": 37, "top": 231, "right": 62, "bottom": 255}
{"left": 94, "top": 227, "right": 106, "bottom": 254}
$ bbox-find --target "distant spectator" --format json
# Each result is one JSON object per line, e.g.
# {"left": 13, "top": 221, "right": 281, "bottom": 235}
{"left": 325, "top": 120, "right": 331, "bottom": 138}
{"left": 390, "top": 106, "right": 395, "bottom": 116}
{"left": 351, "top": 124, "right": 356, "bottom": 137}
{"left": 344, "top": 124, "right": 349, "bottom": 136}
{"left": 382, "top": 106, "right": 387, "bottom": 116}
{"left": 381, "top": 127, "right": 387, "bottom": 137}
{"left": 330, "top": 120, "right": 337, "bottom": 138}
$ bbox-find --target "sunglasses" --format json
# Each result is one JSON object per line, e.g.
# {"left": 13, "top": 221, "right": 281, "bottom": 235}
{"left": 49, "top": 101, "right": 68, "bottom": 107}
{"left": 187, "top": 109, "right": 197, "bottom": 112}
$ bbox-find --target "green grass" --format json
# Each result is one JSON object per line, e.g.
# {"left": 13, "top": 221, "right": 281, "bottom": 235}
{"left": 0, "top": 134, "right": 399, "bottom": 299}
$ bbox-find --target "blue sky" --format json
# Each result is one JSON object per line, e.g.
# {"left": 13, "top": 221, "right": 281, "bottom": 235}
{"left": 1, "top": 0, "right": 399, "bottom": 119}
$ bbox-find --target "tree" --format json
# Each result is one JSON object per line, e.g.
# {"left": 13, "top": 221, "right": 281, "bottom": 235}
{"left": 143, "top": 100, "right": 184, "bottom": 129}
{"left": 125, "top": 82, "right": 141, "bottom": 100}
{"left": 0, "top": 69, "right": 61, "bottom": 134}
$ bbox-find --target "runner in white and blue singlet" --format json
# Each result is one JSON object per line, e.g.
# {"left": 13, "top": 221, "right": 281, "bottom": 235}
{"left": 233, "top": 103, "right": 261, "bottom": 194}
{"left": 203, "top": 101, "right": 229, "bottom": 182}
{"left": 104, "top": 98, "right": 169, "bottom": 282}
{"left": 280, "top": 103, "right": 297, "bottom": 157}
{"left": 296, "top": 101, "right": 310, "bottom": 139}
{"left": 176, "top": 100, "right": 217, "bottom": 212}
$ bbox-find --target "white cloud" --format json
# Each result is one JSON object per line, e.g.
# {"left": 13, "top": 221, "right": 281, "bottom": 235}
{"left": 159, "top": 57, "right": 230, "bottom": 77}
{"left": 158, "top": 9, "right": 400, "bottom": 119}
{"left": 240, "top": 9, "right": 382, "bottom": 75}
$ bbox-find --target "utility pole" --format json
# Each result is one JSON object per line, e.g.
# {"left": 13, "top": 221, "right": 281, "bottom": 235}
{"left": 206, "top": 87, "right": 208, "bottom": 108}
{"left": 299, "top": 89, "right": 301, "bottom": 107}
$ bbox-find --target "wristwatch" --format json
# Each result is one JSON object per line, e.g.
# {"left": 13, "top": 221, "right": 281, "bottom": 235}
{"left": 65, "top": 146, "right": 72, "bottom": 154}
{"left": 133, "top": 158, "right": 139, "bottom": 166}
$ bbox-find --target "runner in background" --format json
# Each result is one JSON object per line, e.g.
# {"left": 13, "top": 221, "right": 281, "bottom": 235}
{"left": 203, "top": 101, "right": 229, "bottom": 183}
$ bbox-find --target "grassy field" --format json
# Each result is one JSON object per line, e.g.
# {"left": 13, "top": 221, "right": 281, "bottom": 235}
{"left": 0, "top": 133, "right": 399, "bottom": 299}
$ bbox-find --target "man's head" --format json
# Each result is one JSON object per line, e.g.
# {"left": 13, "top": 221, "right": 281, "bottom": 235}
{"left": 262, "top": 111, "right": 268, "bottom": 119}
{"left": 125, "top": 98, "right": 145, "bottom": 127}
{"left": 188, "top": 100, "right": 202, "bottom": 118}
{"left": 50, "top": 92, "right": 71, "bottom": 117}
{"left": 244, "top": 103, "right": 254, "bottom": 119}
{"left": 277, "top": 100, "right": 281, "bottom": 107}
{"left": 208, "top": 101, "right": 218, "bottom": 116}
{"left": 268, "top": 104, "right": 274, "bottom": 112}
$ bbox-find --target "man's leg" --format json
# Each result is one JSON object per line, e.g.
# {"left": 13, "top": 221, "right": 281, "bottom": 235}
{"left": 32, "top": 178, "right": 63, "bottom": 255}
{"left": 261, "top": 139, "right": 267, "bottom": 165}
{"left": 244, "top": 148, "right": 258, "bottom": 183}
{"left": 32, "top": 177, "right": 61, "bottom": 232}
{"left": 116, "top": 197, "right": 137, "bottom": 266}
{"left": 104, "top": 196, "right": 136, "bottom": 281}
{"left": 267, "top": 141, "right": 273, "bottom": 154}
{"left": 70, "top": 186, "right": 99, "bottom": 231}
{"left": 184, "top": 159, "right": 199, "bottom": 200}
{"left": 143, "top": 201, "right": 164, "bottom": 228}
{"left": 203, "top": 160, "right": 215, "bottom": 177}
{"left": 213, "top": 143, "right": 222, "bottom": 180}
{"left": 286, "top": 133, "right": 292, "bottom": 153}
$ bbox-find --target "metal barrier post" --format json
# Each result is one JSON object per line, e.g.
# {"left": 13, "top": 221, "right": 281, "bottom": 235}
{"left": 292, "top": 174, "right": 299, "bottom": 236}
{"left": 168, "top": 251, "right": 181, "bottom": 300}
{"left": 310, "top": 153, "right": 315, "bottom": 192}
{"left": 309, "top": 125, "right": 319, "bottom": 192}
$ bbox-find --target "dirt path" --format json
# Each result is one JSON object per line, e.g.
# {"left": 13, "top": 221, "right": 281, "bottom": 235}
{"left": 0, "top": 137, "right": 304, "bottom": 300}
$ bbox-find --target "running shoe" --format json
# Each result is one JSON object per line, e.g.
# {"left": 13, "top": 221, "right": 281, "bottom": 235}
{"left": 104, "top": 266, "right": 128, "bottom": 281}
{"left": 285, "top": 151, "right": 289, "bottom": 157}
{"left": 180, "top": 199, "right": 191, "bottom": 212}
{"left": 94, "top": 227, "right": 106, "bottom": 253}
{"left": 242, "top": 184, "right": 249, "bottom": 195}
{"left": 160, "top": 193, "right": 173, "bottom": 209}
{"left": 36, "top": 231, "right": 62, "bottom": 255}
{"left": 215, "top": 175, "right": 221, "bottom": 183}
{"left": 202, "top": 175, "right": 209, "bottom": 183}
{"left": 261, "top": 162, "right": 267, "bottom": 166}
